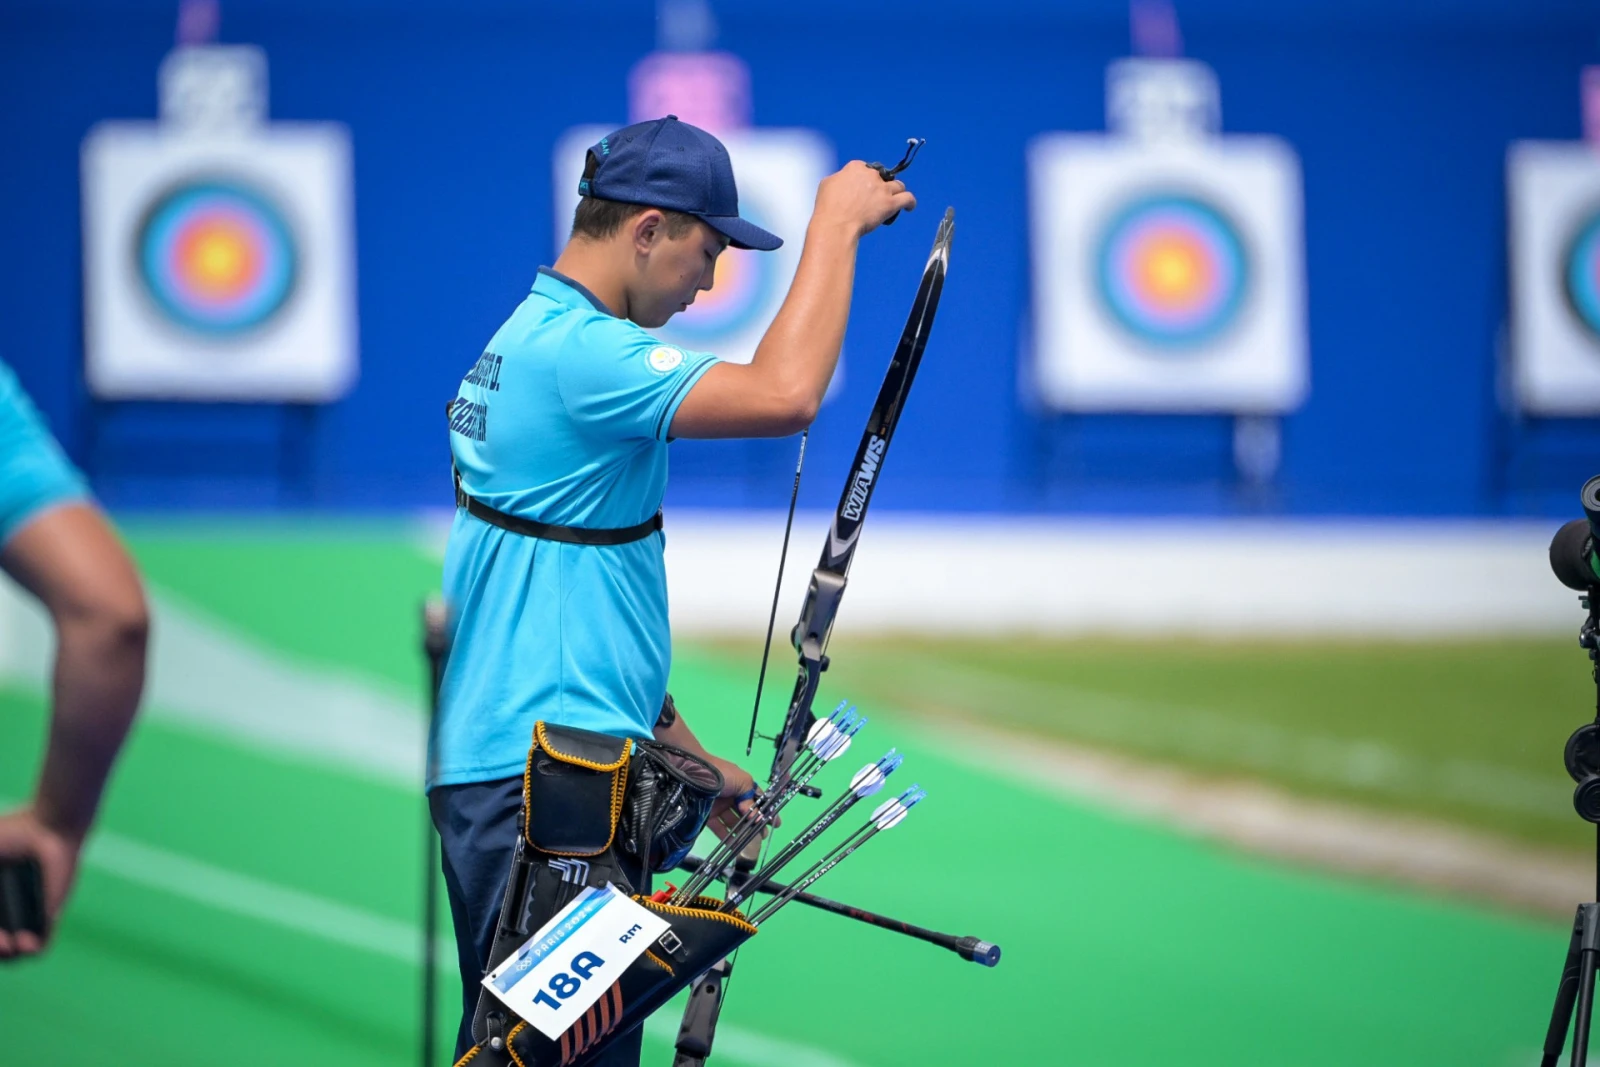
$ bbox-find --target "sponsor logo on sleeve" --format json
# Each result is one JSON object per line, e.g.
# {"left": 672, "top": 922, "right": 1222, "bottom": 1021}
{"left": 646, "top": 345, "right": 685, "bottom": 374}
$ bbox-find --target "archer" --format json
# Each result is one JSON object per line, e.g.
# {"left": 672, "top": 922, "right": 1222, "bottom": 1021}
{"left": 431, "top": 114, "right": 914, "bottom": 1066}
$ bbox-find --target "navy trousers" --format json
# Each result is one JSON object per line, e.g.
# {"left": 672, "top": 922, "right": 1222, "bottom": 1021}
{"left": 430, "top": 775, "right": 647, "bottom": 1066}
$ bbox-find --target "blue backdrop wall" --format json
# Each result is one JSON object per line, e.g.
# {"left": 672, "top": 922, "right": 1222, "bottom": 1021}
{"left": 3, "top": 0, "right": 1598, "bottom": 516}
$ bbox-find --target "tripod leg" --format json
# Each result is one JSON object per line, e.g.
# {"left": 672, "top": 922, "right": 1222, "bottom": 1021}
{"left": 1544, "top": 912, "right": 1586, "bottom": 1067}
{"left": 1577, "top": 905, "right": 1600, "bottom": 1067}
{"left": 1579, "top": 952, "right": 1599, "bottom": 1067}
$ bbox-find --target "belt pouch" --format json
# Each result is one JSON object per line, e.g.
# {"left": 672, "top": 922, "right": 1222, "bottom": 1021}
{"left": 522, "top": 722, "right": 631, "bottom": 857}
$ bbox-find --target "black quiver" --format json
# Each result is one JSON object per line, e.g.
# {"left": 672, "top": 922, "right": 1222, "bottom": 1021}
{"left": 457, "top": 722, "right": 754, "bottom": 1067}
{"left": 462, "top": 896, "right": 755, "bottom": 1067}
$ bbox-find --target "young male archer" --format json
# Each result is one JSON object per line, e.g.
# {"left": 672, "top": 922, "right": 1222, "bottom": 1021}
{"left": 430, "top": 115, "right": 914, "bottom": 1063}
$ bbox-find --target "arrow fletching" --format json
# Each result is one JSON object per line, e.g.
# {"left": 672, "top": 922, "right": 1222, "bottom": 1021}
{"left": 871, "top": 786, "right": 925, "bottom": 830}
{"left": 806, "top": 705, "right": 865, "bottom": 761}
{"left": 849, "top": 750, "right": 903, "bottom": 797}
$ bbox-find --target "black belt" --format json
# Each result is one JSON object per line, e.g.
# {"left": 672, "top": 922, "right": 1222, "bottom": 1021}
{"left": 453, "top": 467, "right": 662, "bottom": 546}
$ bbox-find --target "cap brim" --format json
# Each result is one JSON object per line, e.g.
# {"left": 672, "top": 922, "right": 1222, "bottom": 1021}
{"left": 699, "top": 214, "right": 783, "bottom": 252}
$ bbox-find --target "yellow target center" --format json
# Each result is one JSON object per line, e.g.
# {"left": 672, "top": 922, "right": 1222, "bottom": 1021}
{"left": 1139, "top": 238, "right": 1208, "bottom": 308}
{"left": 179, "top": 220, "right": 259, "bottom": 298}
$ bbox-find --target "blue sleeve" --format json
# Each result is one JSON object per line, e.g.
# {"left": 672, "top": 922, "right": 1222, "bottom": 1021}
{"left": 555, "top": 317, "right": 719, "bottom": 442}
{"left": 0, "top": 361, "right": 89, "bottom": 548}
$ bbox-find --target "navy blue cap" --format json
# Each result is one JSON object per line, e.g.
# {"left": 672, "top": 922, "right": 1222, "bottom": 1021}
{"left": 580, "top": 115, "right": 782, "bottom": 252}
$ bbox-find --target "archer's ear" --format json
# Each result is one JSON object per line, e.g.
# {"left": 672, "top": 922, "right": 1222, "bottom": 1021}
{"left": 631, "top": 210, "right": 665, "bottom": 254}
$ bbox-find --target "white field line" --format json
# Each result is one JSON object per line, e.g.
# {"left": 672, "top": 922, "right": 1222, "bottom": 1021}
{"left": 89, "top": 829, "right": 456, "bottom": 968}
{"left": 0, "top": 579, "right": 863, "bottom": 1067}
{"left": 0, "top": 806, "right": 861, "bottom": 1067}
{"left": 846, "top": 651, "right": 1572, "bottom": 825}
{"left": 0, "top": 578, "right": 424, "bottom": 788}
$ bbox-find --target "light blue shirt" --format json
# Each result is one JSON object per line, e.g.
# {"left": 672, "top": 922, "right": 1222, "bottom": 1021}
{"left": 431, "top": 269, "right": 719, "bottom": 790}
{"left": 0, "top": 359, "right": 87, "bottom": 548}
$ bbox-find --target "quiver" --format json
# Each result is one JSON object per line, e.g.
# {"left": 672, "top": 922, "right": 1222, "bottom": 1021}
{"left": 457, "top": 895, "right": 756, "bottom": 1067}
{"left": 464, "top": 721, "right": 736, "bottom": 1066}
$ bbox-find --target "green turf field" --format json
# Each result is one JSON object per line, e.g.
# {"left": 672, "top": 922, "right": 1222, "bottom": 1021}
{"left": 738, "top": 633, "right": 1595, "bottom": 852}
{"left": 0, "top": 522, "right": 1577, "bottom": 1066}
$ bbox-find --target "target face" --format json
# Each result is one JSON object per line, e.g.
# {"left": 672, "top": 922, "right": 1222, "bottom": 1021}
{"left": 136, "top": 179, "right": 297, "bottom": 336}
{"left": 1029, "top": 134, "right": 1305, "bottom": 412}
{"left": 1563, "top": 207, "right": 1600, "bottom": 342}
{"left": 668, "top": 238, "right": 777, "bottom": 344}
{"left": 1095, "top": 193, "right": 1249, "bottom": 347}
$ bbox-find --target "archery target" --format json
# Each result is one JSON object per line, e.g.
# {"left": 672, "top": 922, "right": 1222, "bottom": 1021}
{"left": 1562, "top": 208, "right": 1600, "bottom": 342}
{"left": 1095, "top": 193, "right": 1250, "bottom": 347}
{"left": 136, "top": 179, "right": 297, "bottom": 336}
{"left": 1510, "top": 141, "right": 1600, "bottom": 414}
{"left": 82, "top": 123, "right": 357, "bottom": 400}
{"left": 1028, "top": 135, "right": 1307, "bottom": 413}
{"left": 553, "top": 125, "right": 838, "bottom": 390}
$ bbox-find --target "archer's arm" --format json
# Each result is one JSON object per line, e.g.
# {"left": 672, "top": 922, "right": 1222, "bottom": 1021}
{"left": 668, "top": 162, "right": 916, "bottom": 440}
{"left": 652, "top": 697, "right": 765, "bottom": 841}
{"left": 0, "top": 503, "right": 148, "bottom": 959}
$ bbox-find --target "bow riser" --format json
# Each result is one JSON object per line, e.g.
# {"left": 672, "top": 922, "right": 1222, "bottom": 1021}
{"left": 767, "top": 208, "right": 955, "bottom": 784}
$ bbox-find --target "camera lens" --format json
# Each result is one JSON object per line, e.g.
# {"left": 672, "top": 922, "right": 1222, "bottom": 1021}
{"left": 1585, "top": 475, "right": 1600, "bottom": 524}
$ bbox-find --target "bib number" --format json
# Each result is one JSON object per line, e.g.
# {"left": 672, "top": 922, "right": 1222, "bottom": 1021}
{"left": 483, "top": 885, "right": 671, "bottom": 1039}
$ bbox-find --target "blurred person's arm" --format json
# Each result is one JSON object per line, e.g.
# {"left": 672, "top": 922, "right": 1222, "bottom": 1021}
{"left": 669, "top": 162, "right": 917, "bottom": 439}
{"left": 0, "top": 503, "right": 148, "bottom": 959}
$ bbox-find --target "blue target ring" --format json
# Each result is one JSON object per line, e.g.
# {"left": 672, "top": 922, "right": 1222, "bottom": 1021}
{"left": 136, "top": 179, "right": 298, "bottom": 336}
{"left": 1095, "top": 193, "right": 1250, "bottom": 348}
{"left": 1563, "top": 209, "right": 1600, "bottom": 342}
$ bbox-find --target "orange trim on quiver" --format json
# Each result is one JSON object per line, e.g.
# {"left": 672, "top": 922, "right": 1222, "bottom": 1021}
{"left": 635, "top": 894, "right": 758, "bottom": 935}
{"left": 506, "top": 1021, "right": 529, "bottom": 1067}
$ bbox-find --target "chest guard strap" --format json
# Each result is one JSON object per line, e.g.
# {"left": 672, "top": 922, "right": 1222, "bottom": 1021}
{"left": 447, "top": 399, "right": 663, "bottom": 546}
